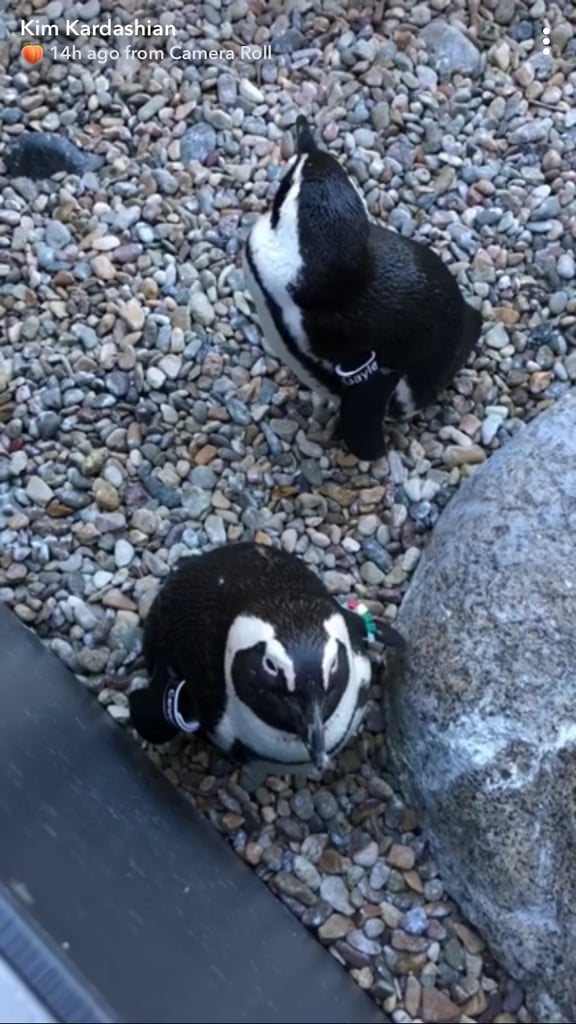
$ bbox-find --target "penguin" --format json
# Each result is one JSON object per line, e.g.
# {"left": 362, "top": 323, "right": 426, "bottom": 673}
{"left": 243, "top": 115, "right": 482, "bottom": 462}
{"left": 128, "top": 541, "right": 405, "bottom": 777}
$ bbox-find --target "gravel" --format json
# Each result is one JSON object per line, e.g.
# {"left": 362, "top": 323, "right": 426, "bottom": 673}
{"left": 1, "top": 0, "right": 575, "bottom": 1021}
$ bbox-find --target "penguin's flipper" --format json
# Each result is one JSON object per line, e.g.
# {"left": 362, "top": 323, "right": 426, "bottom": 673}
{"left": 128, "top": 684, "right": 180, "bottom": 745}
{"left": 336, "top": 355, "right": 399, "bottom": 461}
{"left": 373, "top": 621, "right": 406, "bottom": 650}
{"left": 341, "top": 603, "right": 406, "bottom": 652}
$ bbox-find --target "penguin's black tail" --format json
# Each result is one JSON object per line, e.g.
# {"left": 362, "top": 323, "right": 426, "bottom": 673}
{"left": 296, "top": 115, "right": 317, "bottom": 156}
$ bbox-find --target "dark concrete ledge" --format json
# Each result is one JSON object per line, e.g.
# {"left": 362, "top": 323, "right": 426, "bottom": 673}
{"left": 0, "top": 606, "right": 387, "bottom": 1024}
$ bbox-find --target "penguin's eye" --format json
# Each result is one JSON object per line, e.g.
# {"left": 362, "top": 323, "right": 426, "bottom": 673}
{"left": 263, "top": 656, "right": 279, "bottom": 676}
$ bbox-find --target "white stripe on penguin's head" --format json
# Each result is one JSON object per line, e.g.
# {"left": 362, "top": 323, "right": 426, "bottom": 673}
{"left": 225, "top": 614, "right": 296, "bottom": 693}
{"left": 321, "top": 633, "right": 339, "bottom": 692}
{"left": 247, "top": 154, "right": 307, "bottom": 294}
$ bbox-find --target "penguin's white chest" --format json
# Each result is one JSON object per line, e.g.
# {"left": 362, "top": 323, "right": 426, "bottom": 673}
{"left": 243, "top": 218, "right": 333, "bottom": 395}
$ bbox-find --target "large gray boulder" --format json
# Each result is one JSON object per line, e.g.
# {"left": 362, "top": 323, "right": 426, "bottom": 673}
{"left": 385, "top": 392, "right": 576, "bottom": 1023}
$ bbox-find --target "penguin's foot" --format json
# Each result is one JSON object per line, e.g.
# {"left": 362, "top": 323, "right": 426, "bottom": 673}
{"left": 335, "top": 354, "right": 399, "bottom": 462}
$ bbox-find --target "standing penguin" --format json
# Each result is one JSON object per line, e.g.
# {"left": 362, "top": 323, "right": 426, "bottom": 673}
{"left": 243, "top": 116, "right": 482, "bottom": 462}
{"left": 128, "top": 542, "right": 404, "bottom": 776}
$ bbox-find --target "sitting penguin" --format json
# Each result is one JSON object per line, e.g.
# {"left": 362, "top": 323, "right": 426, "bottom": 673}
{"left": 128, "top": 541, "right": 404, "bottom": 778}
{"left": 243, "top": 115, "right": 482, "bottom": 462}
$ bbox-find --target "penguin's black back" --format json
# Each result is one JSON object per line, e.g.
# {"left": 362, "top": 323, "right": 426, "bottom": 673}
{"left": 142, "top": 542, "right": 336, "bottom": 732}
{"left": 295, "top": 221, "right": 481, "bottom": 398}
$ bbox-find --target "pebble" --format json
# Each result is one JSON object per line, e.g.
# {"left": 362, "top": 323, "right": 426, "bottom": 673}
{"left": 181, "top": 124, "right": 217, "bottom": 164}
{"left": 420, "top": 21, "right": 482, "bottom": 77}
{"left": 114, "top": 540, "right": 135, "bottom": 569}
{"left": 486, "top": 324, "right": 509, "bottom": 350}
{"left": 481, "top": 414, "right": 504, "bottom": 446}
{"left": 557, "top": 254, "right": 574, "bottom": 281}
{"left": 318, "top": 914, "right": 351, "bottom": 941}
{"left": 387, "top": 844, "right": 415, "bottom": 871}
{"left": 320, "top": 876, "right": 354, "bottom": 915}
{"left": 25, "top": 476, "right": 54, "bottom": 504}
{"left": 239, "top": 79, "right": 264, "bottom": 104}
{"left": 190, "top": 293, "right": 216, "bottom": 326}
{"left": 94, "top": 479, "right": 120, "bottom": 511}
{"left": 443, "top": 445, "right": 487, "bottom": 468}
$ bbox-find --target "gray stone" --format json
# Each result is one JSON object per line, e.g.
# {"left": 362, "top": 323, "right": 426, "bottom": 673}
{"left": 420, "top": 21, "right": 482, "bottom": 78}
{"left": 217, "top": 73, "right": 237, "bottom": 107}
{"left": 189, "top": 292, "right": 215, "bottom": 326}
{"left": 385, "top": 393, "right": 576, "bottom": 1024}
{"left": 45, "top": 220, "right": 72, "bottom": 248}
{"left": 114, "top": 539, "right": 135, "bottom": 568}
{"left": 271, "top": 29, "right": 304, "bottom": 54}
{"left": 508, "top": 118, "right": 552, "bottom": 145}
{"left": 36, "top": 411, "right": 61, "bottom": 440}
{"left": 190, "top": 466, "right": 216, "bottom": 490}
{"left": 320, "top": 876, "right": 354, "bottom": 916}
{"left": 180, "top": 123, "right": 217, "bottom": 164}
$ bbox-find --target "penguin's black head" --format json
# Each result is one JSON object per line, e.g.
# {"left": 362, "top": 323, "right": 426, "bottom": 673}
{"left": 295, "top": 114, "right": 317, "bottom": 156}
{"left": 225, "top": 605, "right": 371, "bottom": 771}
{"left": 265, "top": 116, "right": 371, "bottom": 304}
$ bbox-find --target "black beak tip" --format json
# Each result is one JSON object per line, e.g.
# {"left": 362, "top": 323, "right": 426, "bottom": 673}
{"left": 306, "top": 741, "right": 330, "bottom": 773}
{"left": 295, "top": 115, "right": 317, "bottom": 155}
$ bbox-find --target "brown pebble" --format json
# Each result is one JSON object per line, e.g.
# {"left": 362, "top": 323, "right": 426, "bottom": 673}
{"left": 45, "top": 500, "right": 74, "bottom": 518}
{"left": 379, "top": 900, "right": 403, "bottom": 928}
{"left": 443, "top": 444, "right": 487, "bottom": 468}
{"left": 394, "top": 952, "right": 428, "bottom": 974}
{"left": 401, "top": 807, "right": 419, "bottom": 831}
{"left": 319, "top": 848, "right": 345, "bottom": 874}
{"left": 220, "top": 812, "right": 244, "bottom": 832}
{"left": 101, "top": 589, "right": 138, "bottom": 612}
{"left": 405, "top": 975, "right": 421, "bottom": 1017}
{"left": 353, "top": 966, "right": 373, "bottom": 990}
{"left": 93, "top": 478, "right": 120, "bottom": 511}
{"left": 271, "top": 873, "right": 316, "bottom": 907}
{"left": 529, "top": 371, "right": 551, "bottom": 395}
{"left": 392, "top": 929, "right": 429, "bottom": 953}
{"left": 194, "top": 444, "right": 218, "bottom": 465}
{"left": 462, "top": 990, "right": 488, "bottom": 1016}
{"left": 387, "top": 843, "right": 415, "bottom": 870}
{"left": 404, "top": 870, "right": 424, "bottom": 893}
{"left": 420, "top": 985, "right": 461, "bottom": 1022}
{"left": 493, "top": 305, "right": 520, "bottom": 325}
{"left": 243, "top": 842, "right": 262, "bottom": 866}
{"left": 453, "top": 922, "right": 485, "bottom": 954}
{"left": 318, "top": 913, "right": 352, "bottom": 942}
{"left": 459, "top": 413, "right": 482, "bottom": 437}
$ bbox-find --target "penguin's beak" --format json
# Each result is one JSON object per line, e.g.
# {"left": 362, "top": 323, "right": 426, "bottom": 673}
{"left": 304, "top": 698, "right": 329, "bottom": 772}
{"left": 295, "top": 115, "right": 317, "bottom": 156}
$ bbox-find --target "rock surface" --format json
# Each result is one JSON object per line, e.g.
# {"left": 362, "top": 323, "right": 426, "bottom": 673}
{"left": 386, "top": 392, "right": 576, "bottom": 1023}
